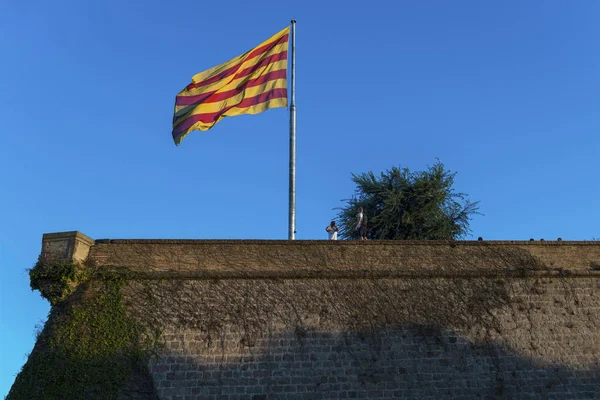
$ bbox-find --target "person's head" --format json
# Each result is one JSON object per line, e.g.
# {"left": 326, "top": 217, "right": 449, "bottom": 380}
{"left": 330, "top": 221, "right": 336, "bottom": 227}
{"left": 358, "top": 207, "right": 363, "bottom": 213}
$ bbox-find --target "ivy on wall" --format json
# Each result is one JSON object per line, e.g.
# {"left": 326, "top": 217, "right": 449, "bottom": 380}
{"left": 8, "top": 262, "right": 160, "bottom": 400}
{"left": 28, "top": 258, "right": 86, "bottom": 306}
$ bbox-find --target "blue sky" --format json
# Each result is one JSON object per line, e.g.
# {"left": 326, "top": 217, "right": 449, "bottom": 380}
{"left": 1, "top": 0, "right": 599, "bottom": 395}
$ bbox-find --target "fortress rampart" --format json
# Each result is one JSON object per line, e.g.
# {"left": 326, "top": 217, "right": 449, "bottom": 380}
{"left": 8, "top": 232, "right": 600, "bottom": 399}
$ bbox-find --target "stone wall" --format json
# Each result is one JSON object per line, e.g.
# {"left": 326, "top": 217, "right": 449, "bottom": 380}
{"left": 124, "top": 275, "right": 599, "bottom": 400}
{"left": 97, "top": 236, "right": 600, "bottom": 399}
{"left": 89, "top": 238, "right": 599, "bottom": 273}
{"left": 10, "top": 232, "right": 600, "bottom": 399}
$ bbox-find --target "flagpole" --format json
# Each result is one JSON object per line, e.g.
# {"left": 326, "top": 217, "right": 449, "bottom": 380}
{"left": 288, "top": 19, "right": 296, "bottom": 240}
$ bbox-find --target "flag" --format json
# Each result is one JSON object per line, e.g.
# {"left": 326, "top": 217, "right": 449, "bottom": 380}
{"left": 172, "top": 27, "right": 290, "bottom": 145}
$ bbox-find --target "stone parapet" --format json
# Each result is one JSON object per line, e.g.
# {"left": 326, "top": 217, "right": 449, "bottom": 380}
{"left": 41, "top": 231, "right": 95, "bottom": 265}
{"left": 87, "top": 238, "right": 600, "bottom": 274}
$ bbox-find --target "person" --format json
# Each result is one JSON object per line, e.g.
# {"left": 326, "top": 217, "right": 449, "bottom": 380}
{"left": 325, "top": 221, "right": 339, "bottom": 240}
{"left": 355, "top": 207, "right": 368, "bottom": 240}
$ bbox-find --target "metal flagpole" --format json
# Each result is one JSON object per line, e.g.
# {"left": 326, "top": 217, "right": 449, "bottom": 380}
{"left": 288, "top": 19, "right": 296, "bottom": 240}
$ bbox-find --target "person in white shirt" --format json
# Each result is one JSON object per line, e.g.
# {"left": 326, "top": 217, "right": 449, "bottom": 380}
{"left": 325, "top": 221, "right": 339, "bottom": 240}
{"left": 355, "top": 207, "right": 367, "bottom": 240}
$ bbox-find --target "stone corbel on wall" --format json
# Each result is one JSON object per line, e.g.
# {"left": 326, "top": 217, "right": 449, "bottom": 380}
{"left": 41, "top": 231, "right": 94, "bottom": 265}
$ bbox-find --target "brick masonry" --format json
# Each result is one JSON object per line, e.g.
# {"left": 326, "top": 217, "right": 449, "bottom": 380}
{"left": 28, "top": 234, "right": 600, "bottom": 398}
{"left": 129, "top": 276, "right": 599, "bottom": 400}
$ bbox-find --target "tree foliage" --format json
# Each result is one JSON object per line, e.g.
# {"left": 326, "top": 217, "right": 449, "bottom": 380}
{"left": 336, "top": 161, "right": 480, "bottom": 240}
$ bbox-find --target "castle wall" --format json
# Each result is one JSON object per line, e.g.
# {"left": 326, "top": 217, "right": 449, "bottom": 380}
{"left": 85, "top": 237, "right": 600, "bottom": 400}
{"left": 127, "top": 275, "right": 600, "bottom": 400}
{"left": 88, "top": 239, "right": 600, "bottom": 273}
{"left": 16, "top": 233, "right": 600, "bottom": 399}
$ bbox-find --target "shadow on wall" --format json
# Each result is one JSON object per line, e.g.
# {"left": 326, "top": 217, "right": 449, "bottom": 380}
{"left": 120, "top": 244, "right": 599, "bottom": 400}
{"left": 149, "top": 327, "right": 600, "bottom": 400}
{"left": 9, "top": 244, "right": 600, "bottom": 400}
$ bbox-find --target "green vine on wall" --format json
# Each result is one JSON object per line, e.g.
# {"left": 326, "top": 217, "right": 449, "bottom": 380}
{"left": 28, "top": 257, "right": 89, "bottom": 306}
{"left": 8, "top": 264, "right": 160, "bottom": 400}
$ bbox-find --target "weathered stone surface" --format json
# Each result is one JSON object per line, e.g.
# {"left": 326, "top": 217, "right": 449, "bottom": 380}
{"left": 129, "top": 276, "right": 600, "bottom": 400}
{"left": 42, "top": 231, "right": 94, "bottom": 264}
{"left": 13, "top": 235, "right": 600, "bottom": 399}
{"left": 88, "top": 239, "right": 600, "bottom": 273}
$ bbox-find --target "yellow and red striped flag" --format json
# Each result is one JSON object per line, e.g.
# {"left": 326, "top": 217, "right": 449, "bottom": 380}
{"left": 172, "top": 27, "right": 290, "bottom": 145}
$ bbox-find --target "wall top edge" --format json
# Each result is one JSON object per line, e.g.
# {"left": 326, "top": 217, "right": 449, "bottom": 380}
{"left": 91, "top": 239, "right": 600, "bottom": 246}
{"left": 43, "top": 231, "right": 95, "bottom": 245}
